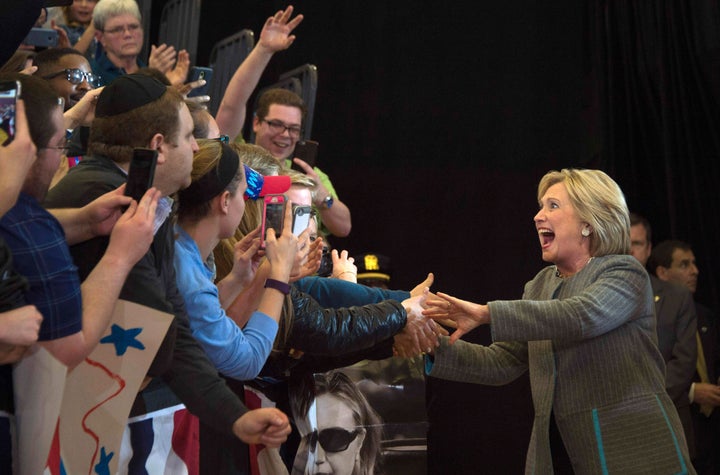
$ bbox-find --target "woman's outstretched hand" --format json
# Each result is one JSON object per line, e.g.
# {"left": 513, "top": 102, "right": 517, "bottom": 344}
{"left": 423, "top": 292, "right": 489, "bottom": 344}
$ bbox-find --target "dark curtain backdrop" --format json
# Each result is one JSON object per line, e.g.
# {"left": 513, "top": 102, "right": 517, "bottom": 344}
{"left": 588, "top": 1, "right": 720, "bottom": 310}
{"left": 145, "top": 1, "right": 720, "bottom": 473}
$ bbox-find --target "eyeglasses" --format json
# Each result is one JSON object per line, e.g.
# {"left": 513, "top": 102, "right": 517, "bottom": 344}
{"left": 307, "top": 427, "right": 360, "bottom": 453}
{"left": 260, "top": 119, "right": 302, "bottom": 138}
{"left": 42, "top": 68, "right": 99, "bottom": 87}
{"left": 103, "top": 23, "right": 141, "bottom": 35}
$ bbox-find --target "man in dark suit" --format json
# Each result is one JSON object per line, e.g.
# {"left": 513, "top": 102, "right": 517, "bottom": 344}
{"left": 630, "top": 213, "right": 698, "bottom": 457}
{"left": 649, "top": 239, "right": 720, "bottom": 475}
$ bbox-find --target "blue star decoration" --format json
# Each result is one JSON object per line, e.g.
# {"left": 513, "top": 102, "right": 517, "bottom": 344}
{"left": 99, "top": 324, "right": 145, "bottom": 356}
{"left": 94, "top": 447, "right": 114, "bottom": 475}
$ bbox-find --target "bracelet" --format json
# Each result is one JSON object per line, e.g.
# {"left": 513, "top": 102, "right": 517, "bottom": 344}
{"left": 334, "top": 271, "right": 357, "bottom": 279}
{"left": 264, "top": 278, "right": 290, "bottom": 295}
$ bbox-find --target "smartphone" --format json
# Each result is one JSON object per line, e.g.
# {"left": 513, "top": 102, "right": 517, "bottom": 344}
{"left": 261, "top": 194, "right": 286, "bottom": 247}
{"left": 125, "top": 148, "right": 158, "bottom": 202}
{"left": 291, "top": 140, "right": 319, "bottom": 172}
{"left": 0, "top": 80, "right": 20, "bottom": 146}
{"left": 316, "top": 245, "right": 332, "bottom": 277}
{"left": 23, "top": 28, "right": 59, "bottom": 48}
{"left": 186, "top": 66, "right": 213, "bottom": 98}
{"left": 291, "top": 205, "right": 313, "bottom": 236}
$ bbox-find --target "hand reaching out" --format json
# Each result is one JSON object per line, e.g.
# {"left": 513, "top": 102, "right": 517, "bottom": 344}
{"left": 331, "top": 249, "right": 357, "bottom": 282}
{"left": 411, "top": 273, "right": 434, "bottom": 298}
{"left": 422, "top": 292, "right": 489, "bottom": 344}
{"left": 393, "top": 289, "right": 446, "bottom": 358}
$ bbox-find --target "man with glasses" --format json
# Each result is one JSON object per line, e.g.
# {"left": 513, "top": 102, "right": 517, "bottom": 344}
{"left": 34, "top": 47, "right": 98, "bottom": 111}
{"left": 253, "top": 88, "right": 352, "bottom": 237}
{"left": 90, "top": 0, "right": 187, "bottom": 86}
{"left": 33, "top": 47, "right": 104, "bottom": 183}
{"left": 0, "top": 72, "right": 158, "bottom": 370}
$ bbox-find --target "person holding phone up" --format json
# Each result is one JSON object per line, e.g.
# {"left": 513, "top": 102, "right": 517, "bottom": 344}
{"left": 174, "top": 139, "right": 299, "bottom": 381}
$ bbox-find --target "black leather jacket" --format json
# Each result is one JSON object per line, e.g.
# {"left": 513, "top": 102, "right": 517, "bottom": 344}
{"left": 286, "top": 286, "right": 406, "bottom": 355}
{"left": 253, "top": 287, "right": 405, "bottom": 386}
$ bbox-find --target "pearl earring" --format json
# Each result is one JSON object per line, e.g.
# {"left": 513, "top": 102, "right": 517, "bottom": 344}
{"left": 581, "top": 227, "right": 590, "bottom": 237}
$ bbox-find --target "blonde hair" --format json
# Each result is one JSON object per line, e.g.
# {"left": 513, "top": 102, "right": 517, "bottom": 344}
{"left": 538, "top": 168, "right": 630, "bottom": 256}
{"left": 229, "top": 142, "right": 281, "bottom": 176}
{"left": 210, "top": 143, "right": 296, "bottom": 353}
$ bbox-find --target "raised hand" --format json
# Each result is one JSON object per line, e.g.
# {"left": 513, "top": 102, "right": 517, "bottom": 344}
{"left": 165, "top": 49, "right": 190, "bottom": 86}
{"left": 331, "top": 249, "right": 357, "bottom": 282}
{"left": 148, "top": 43, "right": 177, "bottom": 73}
{"left": 410, "top": 272, "right": 434, "bottom": 298}
{"left": 258, "top": 5, "right": 304, "bottom": 53}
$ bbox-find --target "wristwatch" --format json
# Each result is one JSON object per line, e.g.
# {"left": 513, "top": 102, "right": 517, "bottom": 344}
{"left": 320, "top": 195, "right": 334, "bottom": 209}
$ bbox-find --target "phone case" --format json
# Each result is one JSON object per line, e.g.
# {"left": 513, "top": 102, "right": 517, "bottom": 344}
{"left": 187, "top": 67, "right": 213, "bottom": 98}
{"left": 125, "top": 148, "right": 158, "bottom": 202}
{"left": 292, "top": 205, "right": 313, "bottom": 236}
{"left": 261, "top": 194, "right": 286, "bottom": 246}
{"left": 291, "top": 140, "right": 319, "bottom": 171}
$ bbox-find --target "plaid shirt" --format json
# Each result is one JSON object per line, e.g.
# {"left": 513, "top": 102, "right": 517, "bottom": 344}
{"left": 0, "top": 193, "right": 82, "bottom": 341}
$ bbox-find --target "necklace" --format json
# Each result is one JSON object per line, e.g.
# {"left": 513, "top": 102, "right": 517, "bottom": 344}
{"left": 555, "top": 257, "right": 593, "bottom": 279}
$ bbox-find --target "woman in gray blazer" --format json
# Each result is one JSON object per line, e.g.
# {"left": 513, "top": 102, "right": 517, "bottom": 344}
{"left": 423, "top": 168, "right": 694, "bottom": 474}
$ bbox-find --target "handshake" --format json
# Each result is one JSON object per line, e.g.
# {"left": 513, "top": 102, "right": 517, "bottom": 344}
{"left": 393, "top": 273, "right": 449, "bottom": 358}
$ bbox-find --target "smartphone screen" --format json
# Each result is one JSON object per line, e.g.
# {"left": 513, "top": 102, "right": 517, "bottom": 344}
{"left": 291, "top": 205, "right": 313, "bottom": 236}
{"left": 262, "top": 194, "right": 286, "bottom": 246}
{"left": 125, "top": 148, "right": 158, "bottom": 202}
{"left": 187, "top": 67, "right": 213, "bottom": 98}
{"left": 291, "top": 140, "right": 319, "bottom": 172}
{"left": 0, "top": 81, "right": 20, "bottom": 146}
